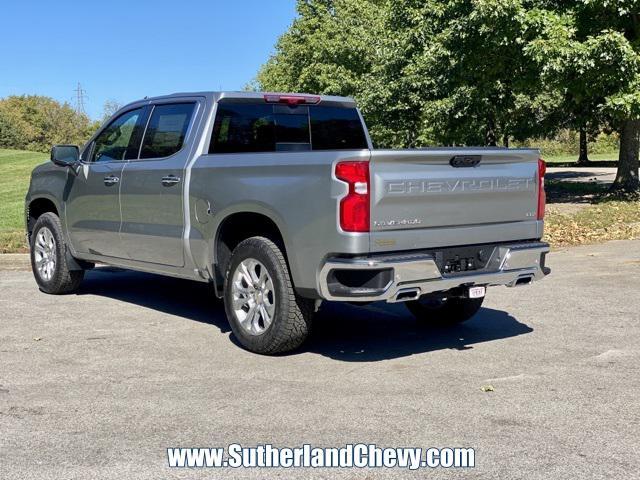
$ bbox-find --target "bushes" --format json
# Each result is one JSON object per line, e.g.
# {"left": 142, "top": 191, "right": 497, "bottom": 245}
{"left": 513, "top": 130, "right": 619, "bottom": 157}
{"left": 0, "top": 95, "right": 100, "bottom": 153}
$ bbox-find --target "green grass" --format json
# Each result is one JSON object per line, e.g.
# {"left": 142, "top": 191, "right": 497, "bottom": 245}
{"left": 0, "top": 148, "right": 48, "bottom": 252}
{"left": 543, "top": 151, "right": 618, "bottom": 165}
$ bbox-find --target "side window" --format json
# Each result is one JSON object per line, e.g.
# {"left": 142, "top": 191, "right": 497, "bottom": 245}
{"left": 210, "top": 104, "right": 275, "bottom": 153}
{"left": 92, "top": 108, "right": 144, "bottom": 162}
{"left": 140, "top": 103, "right": 195, "bottom": 159}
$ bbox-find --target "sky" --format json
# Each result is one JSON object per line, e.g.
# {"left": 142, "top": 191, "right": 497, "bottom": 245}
{"left": 0, "top": 0, "right": 297, "bottom": 119}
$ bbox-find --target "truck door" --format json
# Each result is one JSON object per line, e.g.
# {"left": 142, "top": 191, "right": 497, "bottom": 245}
{"left": 66, "top": 107, "right": 146, "bottom": 259}
{"left": 118, "top": 101, "right": 200, "bottom": 267}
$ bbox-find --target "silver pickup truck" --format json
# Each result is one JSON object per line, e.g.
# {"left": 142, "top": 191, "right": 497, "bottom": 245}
{"left": 25, "top": 91, "right": 549, "bottom": 354}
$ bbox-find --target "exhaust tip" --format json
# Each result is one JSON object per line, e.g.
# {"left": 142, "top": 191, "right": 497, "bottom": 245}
{"left": 514, "top": 275, "right": 533, "bottom": 286}
{"left": 394, "top": 288, "right": 421, "bottom": 302}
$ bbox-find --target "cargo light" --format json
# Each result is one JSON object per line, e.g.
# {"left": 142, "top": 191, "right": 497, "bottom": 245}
{"left": 335, "top": 161, "right": 370, "bottom": 232}
{"left": 263, "top": 94, "right": 321, "bottom": 105}
{"left": 537, "top": 158, "right": 546, "bottom": 220}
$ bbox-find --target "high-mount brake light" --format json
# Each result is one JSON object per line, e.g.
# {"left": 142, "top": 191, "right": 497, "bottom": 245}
{"left": 537, "top": 158, "right": 546, "bottom": 220}
{"left": 263, "top": 94, "right": 321, "bottom": 105}
{"left": 335, "top": 161, "right": 370, "bottom": 232}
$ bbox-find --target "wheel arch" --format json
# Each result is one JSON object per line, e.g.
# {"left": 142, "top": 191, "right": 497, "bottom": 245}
{"left": 214, "top": 210, "right": 291, "bottom": 289}
{"left": 26, "top": 196, "right": 61, "bottom": 240}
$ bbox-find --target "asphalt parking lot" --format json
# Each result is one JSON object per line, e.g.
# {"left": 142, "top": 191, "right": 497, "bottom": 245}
{"left": 1, "top": 240, "right": 639, "bottom": 479}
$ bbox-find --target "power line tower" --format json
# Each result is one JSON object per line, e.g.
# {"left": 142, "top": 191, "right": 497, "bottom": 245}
{"left": 73, "top": 82, "right": 87, "bottom": 116}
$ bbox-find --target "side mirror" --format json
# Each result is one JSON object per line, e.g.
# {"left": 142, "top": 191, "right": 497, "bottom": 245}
{"left": 51, "top": 145, "right": 79, "bottom": 167}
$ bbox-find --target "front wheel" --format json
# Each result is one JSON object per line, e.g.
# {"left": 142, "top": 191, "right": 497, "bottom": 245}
{"left": 223, "top": 236, "right": 313, "bottom": 354}
{"left": 406, "top": 295, "right": 484, "bottom": 327}
{"left": 30, "top": 212, "right": 84, "bottom": 294}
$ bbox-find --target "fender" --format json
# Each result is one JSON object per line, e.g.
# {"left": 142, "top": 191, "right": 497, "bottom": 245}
{"left": 210, "top": 202, "right": 291, "bottom": 265}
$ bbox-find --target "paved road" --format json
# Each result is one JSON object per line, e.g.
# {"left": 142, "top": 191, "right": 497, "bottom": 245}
{"left": 546, "top": 166, "right": 616, "bottom": 184}
{"left": 1, "top": 241, "right": 639, "bottom": 479}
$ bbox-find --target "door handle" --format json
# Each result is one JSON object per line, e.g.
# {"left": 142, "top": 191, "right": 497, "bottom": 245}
{"left": 161, "top": 175, "right": 181, "bottom": 187}
{"left": 104, "top": 175, "right": 119, "bottom": 186}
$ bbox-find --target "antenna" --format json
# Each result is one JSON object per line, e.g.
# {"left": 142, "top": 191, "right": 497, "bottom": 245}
{"left": 73, "top": 82, "right": 87, "bottom": 116}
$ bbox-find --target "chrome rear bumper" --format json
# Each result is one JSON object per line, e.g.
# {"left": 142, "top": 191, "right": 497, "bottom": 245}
{"left": 318, "top": 241, "right": 550, "bottom": 302}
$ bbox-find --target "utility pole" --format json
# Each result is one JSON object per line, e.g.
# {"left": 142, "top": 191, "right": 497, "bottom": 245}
{"left": 73, "top": 82, "right": 87, "bottom": 116}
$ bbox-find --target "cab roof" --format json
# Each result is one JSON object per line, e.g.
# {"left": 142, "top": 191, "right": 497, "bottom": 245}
{"left": 138, "top": 91, "right": 358, "bottom": 108}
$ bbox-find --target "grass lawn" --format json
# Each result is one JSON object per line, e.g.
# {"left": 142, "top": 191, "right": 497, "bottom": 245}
{"left": 543, "top": 151, "right": 618, "bottom": 165}
{"left": 0, "top": 149, "right": 48, "bottom": 253}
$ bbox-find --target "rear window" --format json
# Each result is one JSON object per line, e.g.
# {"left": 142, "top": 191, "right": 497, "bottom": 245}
{"left": 140, "top": 103, "right": 195, "bottom": 159}
{"left": 310, "top": 106, "right": 367, "bottom": 150}
{"left": 209, "top": 103, "right": 367, "bottom": 154}
{"left": 274, "top": 105, "right": 311, "bottom": 151}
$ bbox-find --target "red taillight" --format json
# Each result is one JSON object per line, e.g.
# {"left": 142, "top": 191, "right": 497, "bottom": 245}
{"left": 537, "top": 158, "right": 546, "bottom": 220}
{"left": 263, "top": 94, "right": 321, "bottom": 105}
{"left": 335, "top": 161, "right": 370, "bottom": 232}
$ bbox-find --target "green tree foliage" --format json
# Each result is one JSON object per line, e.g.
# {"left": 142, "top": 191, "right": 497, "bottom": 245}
{"left": 102, "top": 99, "right": 123, "bottom": 122}
{"left": 257, "top": 0, "right": 640, "bottom": 190}
{"left": 257, "top": 0, "right": 403, "bottom": 146}
{"left": 527, "top": 0, "right": 640, "bottom": 187}
{"left": 256, "top": 0, "right": 565, "bottom": 148}
{"left": 403, "top": 0, "right": 563, "bottom": 146}
{"left": 0, "top": 95, "right": 99, "bottom": 153}
{"left": 0, "top": 114, "right": 21, "bottom": 148}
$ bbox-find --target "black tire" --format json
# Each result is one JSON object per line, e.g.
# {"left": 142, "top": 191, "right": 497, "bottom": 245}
{"left": 30, "top": 212, "right": 84, "bottom": 294}
{"left": 406, "top": 295, "right": 484, "bottom": 327}
{"left": 223, "top": 236, "right": 313, "bottom": 354}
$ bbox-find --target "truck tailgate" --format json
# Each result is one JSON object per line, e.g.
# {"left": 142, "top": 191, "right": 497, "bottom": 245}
{"left": 369, "top": 149, "right": 542, "bottom": 252}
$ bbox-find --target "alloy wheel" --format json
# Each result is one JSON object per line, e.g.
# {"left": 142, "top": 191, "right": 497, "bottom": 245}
{"left": 231, "top": 258, "right": 276, "bottom": 335}
{"left": 34, "top": 227, "right": 56, "bottom": 281}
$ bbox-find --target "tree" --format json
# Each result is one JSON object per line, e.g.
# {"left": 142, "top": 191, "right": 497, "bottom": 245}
{"left": 102, "top": 99, "right": 122, "bottom": 122}
{"left": 578, "top": 0, "right": 640, "bottom": 188}
{"left": 0, "top": 95, "right": 97, "bottom": 152}
{"left": 257, "top": 0, "right": 402, "bottom": 146}
{"left": 256, "top": 0, "right": 639, "bottom": 189}
{"left": 526, "top": 1, "right": 640, "bottom": 190}
{"left": 0, "top": 113, "right": 21, "bottom": 148}
{"left": 401, "top": 0, "right": 562, "bottom": 147}
{"left": 256, "top": 0, "right": 561, "bottom": 148}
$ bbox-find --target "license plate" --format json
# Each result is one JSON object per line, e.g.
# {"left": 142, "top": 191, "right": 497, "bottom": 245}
{"left": 468, "top": 286, "right": 486, "bottom": 299}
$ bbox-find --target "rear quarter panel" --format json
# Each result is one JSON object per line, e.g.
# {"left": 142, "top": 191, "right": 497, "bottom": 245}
{"left": 187, "top": 150, "right": 371, "bottom": 292}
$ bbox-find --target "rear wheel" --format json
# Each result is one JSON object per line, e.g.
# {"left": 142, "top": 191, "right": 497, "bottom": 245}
{"left": 223, "top": 236, "right": 313, "bottom": 354}
{"left": 30, "top": 212, "right": 84, "bottom": 294}
{"left": 406, "top": 295, "right": 484, "bottom": 327}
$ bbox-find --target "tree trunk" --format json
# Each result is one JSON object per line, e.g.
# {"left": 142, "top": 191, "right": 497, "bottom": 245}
{"left": 485, "top": 118, "right": 497, "bottom": 146}
{"left": 577, "top": 126, "right": 589, "bottom": 165}
{"left": 503, "top": 134, "right": 509, "bottom": 148}
{"left": 612, "top": 119, "right": 640, "bottom": 191}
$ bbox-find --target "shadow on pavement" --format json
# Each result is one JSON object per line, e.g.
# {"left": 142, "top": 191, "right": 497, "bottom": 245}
{"left": 545, "top": 178, "right": 609, "bottom": 204}
{"left": 78, "top": 267, "right": 231, "bottom": 333}
{"left": 307, "top": 301, "right": 532, "bottom": 361}
{"left": 78, "top": 267, "right": 533, "bottom": 361}
{"left": 545, "top": 170, "right": 606, "bottom": 181}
